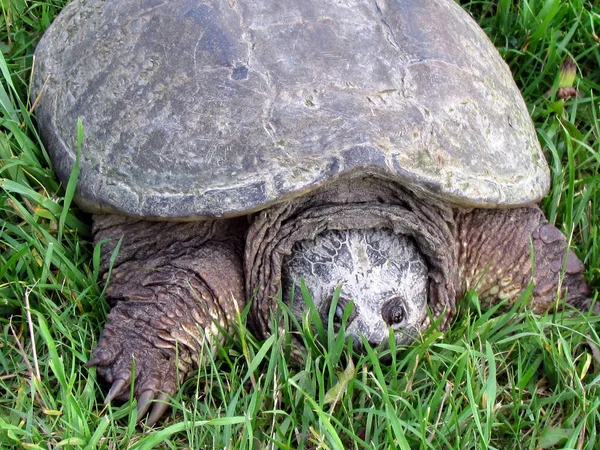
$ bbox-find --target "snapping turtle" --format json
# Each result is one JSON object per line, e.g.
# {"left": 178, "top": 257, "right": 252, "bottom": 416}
{"left": 33, "top": 0, "right": 593, "bottom": 424}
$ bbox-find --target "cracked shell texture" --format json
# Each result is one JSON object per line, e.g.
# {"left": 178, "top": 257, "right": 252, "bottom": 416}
{"left": 33, "top": 0, "right": 550, "bottom": 219}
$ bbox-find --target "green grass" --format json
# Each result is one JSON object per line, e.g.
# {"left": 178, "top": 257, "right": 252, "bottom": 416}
{"left": 1, "top": 0, "right": 599, "bottom": 448}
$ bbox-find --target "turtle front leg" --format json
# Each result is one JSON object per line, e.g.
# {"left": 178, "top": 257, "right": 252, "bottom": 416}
{"left": 456, "top": 207, "right": 593, "bottom": 313}
{"left": 86, "top": 216, "right": 246, "bottom": 425}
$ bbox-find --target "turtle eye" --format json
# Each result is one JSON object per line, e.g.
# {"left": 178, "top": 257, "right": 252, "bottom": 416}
{"left": 325, "top": 295, "right": 353, "bottom": 326}
{"left": 334, "top": 304, "right": 344, "bottom": 323}
{"left": 333, "top": 296, "right": 351, "bottom": 323}
{"left": 382, "top": 296, "right": 406, "bottom": 326}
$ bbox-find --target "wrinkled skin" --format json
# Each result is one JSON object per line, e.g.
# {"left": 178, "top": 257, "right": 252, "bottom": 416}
{"left": 88, "top": 179, "right": 593, "bottom": 426}
{"left": 87, "top": 216, "right": 246, "bottom": 425}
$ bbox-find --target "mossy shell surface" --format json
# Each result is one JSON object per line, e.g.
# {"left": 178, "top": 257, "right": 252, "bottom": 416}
{"left": 33, "top": 0, "right": 550, "bottom": 219}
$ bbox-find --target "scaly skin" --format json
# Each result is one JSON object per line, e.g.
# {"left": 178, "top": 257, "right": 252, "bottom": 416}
{"left": 87, "top": 215, "right": 245, "bottom": 425}
{"left": 456, "top": 206, "right": 592, "bottom": 313}
{"left": 87, "top": 199, "right": 593, "bottom": 426}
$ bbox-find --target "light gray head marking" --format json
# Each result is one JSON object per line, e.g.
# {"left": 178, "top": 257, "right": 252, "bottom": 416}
{"left": 282, "top": 228, "right": 428, "bottom": 350}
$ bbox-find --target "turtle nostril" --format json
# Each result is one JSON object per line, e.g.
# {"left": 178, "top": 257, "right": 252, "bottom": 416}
{"left": 382, "top": 296, "right": 406, "bottom": 326}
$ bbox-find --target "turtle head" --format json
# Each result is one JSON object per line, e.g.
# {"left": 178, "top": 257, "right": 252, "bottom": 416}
{"left": 282, "top": 228, "right": 428, "bottom": 351}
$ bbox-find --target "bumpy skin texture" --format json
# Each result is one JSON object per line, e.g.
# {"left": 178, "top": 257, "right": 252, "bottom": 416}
{"left": 456, "top": 207, "right": 593, "bottom": 314}
{"left": 87, "top": 215, "right": 245, "bottom": 425}
{"left": 248, "top": 180, "right": 593, "bottom": 337}
{"left": 246, "top": 178, "right": 458, "bottom": 336}
{"left": 88, "top": 182, "right": 593, "bottom": 426}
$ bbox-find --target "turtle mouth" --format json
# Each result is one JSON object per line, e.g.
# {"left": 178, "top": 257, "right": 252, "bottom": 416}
{"left": 281, "top": 228, "right": 429, "bottom": 351}
{"left": 245, "top": 176, "right": 459, "bottom": 342}
{"left": 330, "top": 294, "right": 426, "bottom": 353}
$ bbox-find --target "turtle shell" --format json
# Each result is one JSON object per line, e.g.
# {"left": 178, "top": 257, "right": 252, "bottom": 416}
{"left": 33, "top": 0, "right": 549, "bottom": 219}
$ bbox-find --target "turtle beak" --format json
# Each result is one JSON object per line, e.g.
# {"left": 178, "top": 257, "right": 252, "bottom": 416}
{"left": 345, "top": 308, "right": 390, "bottom": 350}
{"left": 342, "top": 296, "right": 420, "bottom": 352}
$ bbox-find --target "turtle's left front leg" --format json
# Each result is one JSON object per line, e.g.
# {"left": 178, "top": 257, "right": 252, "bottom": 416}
{"left": 456, "top": 207, "right": 594, "bottom": 313}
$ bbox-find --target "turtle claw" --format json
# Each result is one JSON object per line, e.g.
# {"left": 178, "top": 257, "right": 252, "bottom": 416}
{"left": 104, "top": 378, "right": 130, "bottom": 404}
{"left": 146, "top": 394, "right": 170, "bottom": 427}
{"left": 136, "top": 389, "right": 155, "bottom": 419}
{"left": 84, "top": 356, "right": 103, "bottom": 368}
{"left": 136, "top": 390, "right": 171, "bottom": 426}
{"left": 88, "top": 319, "right": 180, "bottom": 424}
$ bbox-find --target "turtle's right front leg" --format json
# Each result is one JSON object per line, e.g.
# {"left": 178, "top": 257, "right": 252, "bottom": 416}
{"left": 86, "top": 216, "right": 246, "bottom": 425}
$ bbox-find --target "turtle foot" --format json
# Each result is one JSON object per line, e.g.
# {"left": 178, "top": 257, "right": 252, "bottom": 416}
{"left": 86, "top": 308, "right": 182, "bottom": 426}
{"left": 457, "top": 207, "right": 592, "bottom": 313}
{"left": 88, "top": 217, "right": 246, "bottom": 424}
